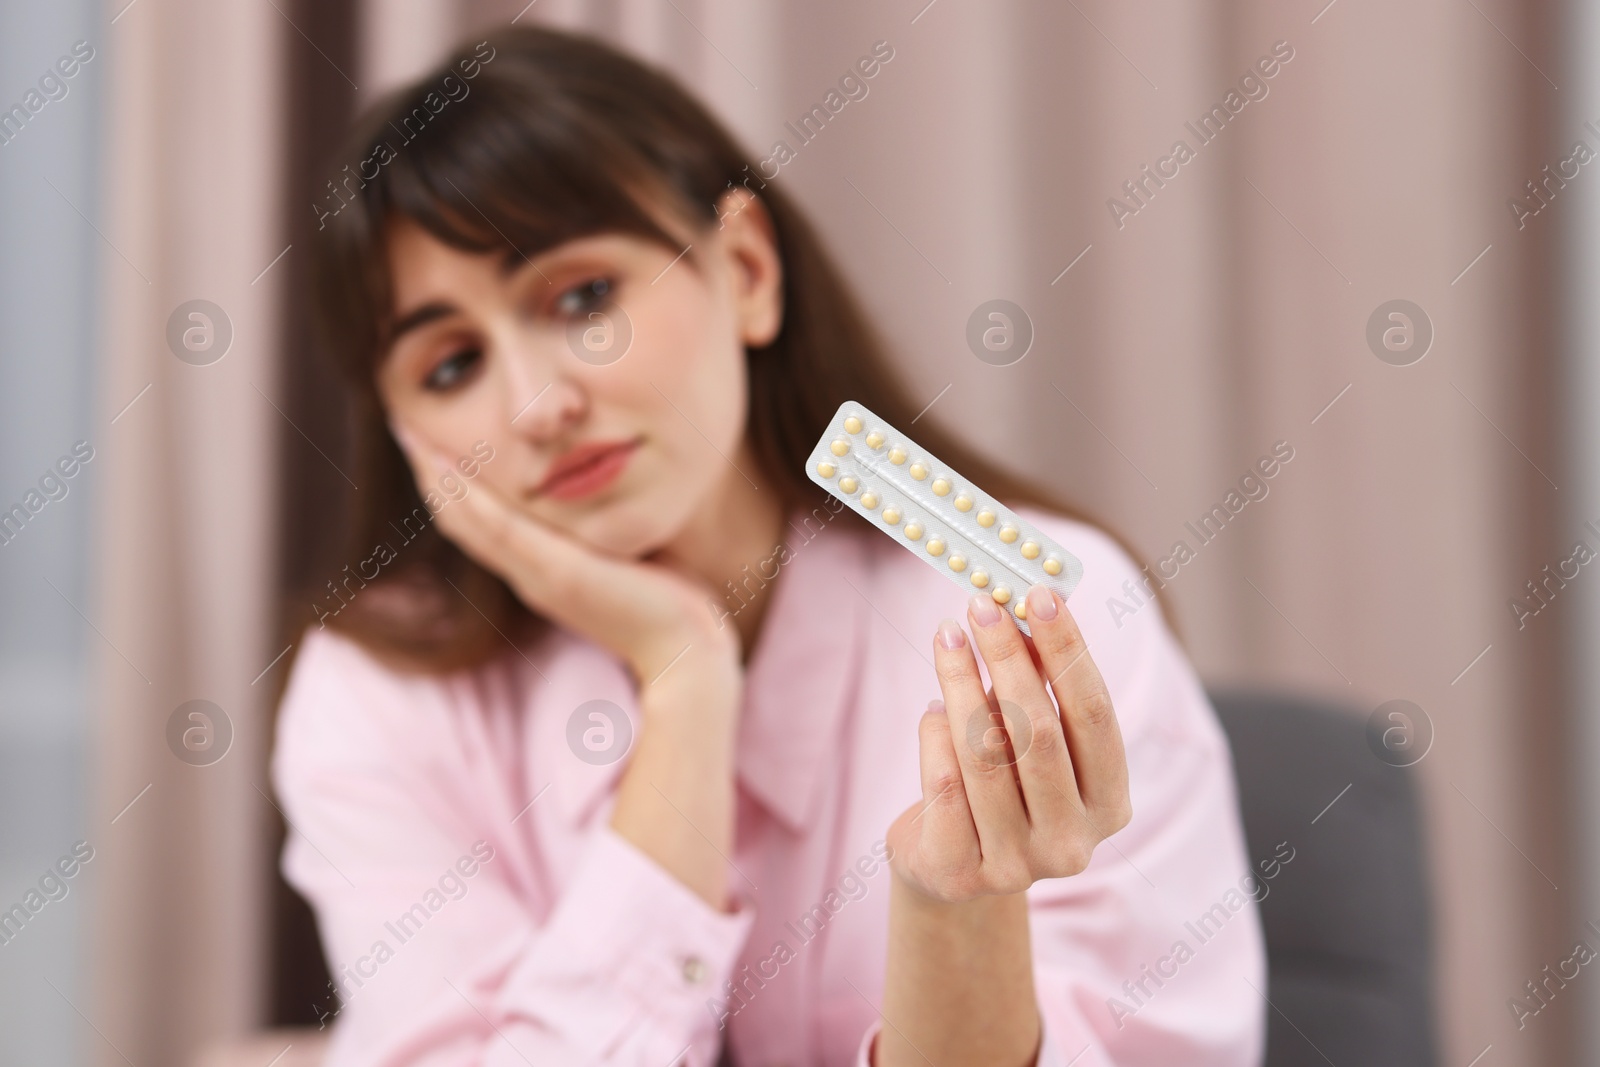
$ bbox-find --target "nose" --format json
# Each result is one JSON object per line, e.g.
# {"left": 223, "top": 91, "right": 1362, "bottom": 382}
{"left": 504, "top": 354, "right": 587, "bottom": 446}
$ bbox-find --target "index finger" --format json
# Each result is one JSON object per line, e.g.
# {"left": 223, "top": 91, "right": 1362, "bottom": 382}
{"left": 385, "top": 419, "right": 599, "bottom": 600}
{"left": 1019, "top": 632, "right": 1043, "bottom": 675}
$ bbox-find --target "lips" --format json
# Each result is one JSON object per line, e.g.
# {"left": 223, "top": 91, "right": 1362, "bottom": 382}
{"left": 534, "top": 437, "right": 641, "bottom": 501}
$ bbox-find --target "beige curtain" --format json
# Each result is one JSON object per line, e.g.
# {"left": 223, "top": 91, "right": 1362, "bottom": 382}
{"left": 89, "top": 0, "right": 285, "bottom": 1063}
{"left": 91, "top": 0, "right": 1569, "bottom": 1063}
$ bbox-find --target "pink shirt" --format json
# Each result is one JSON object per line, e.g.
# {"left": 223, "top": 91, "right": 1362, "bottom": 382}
{"left": 273, "top": 505, "right": 1267, "bottom": 1066}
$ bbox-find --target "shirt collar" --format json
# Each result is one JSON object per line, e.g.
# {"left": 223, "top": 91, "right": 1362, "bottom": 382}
{"left": 735, "top": 506, "right": 870, "bottom": 832}
{"left": 546, "top": 505, "right": 870, "bottom": 833}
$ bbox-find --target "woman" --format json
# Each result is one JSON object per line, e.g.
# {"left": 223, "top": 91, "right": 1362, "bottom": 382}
{"left": 273, "top": 24, "right": 1266, "bottom": 1067}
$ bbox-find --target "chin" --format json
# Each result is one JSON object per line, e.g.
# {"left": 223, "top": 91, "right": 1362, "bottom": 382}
{"left": 564, "top": 491, "right": 692, "bottom": 560}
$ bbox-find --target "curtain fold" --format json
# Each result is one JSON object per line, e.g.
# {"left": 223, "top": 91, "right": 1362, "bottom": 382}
{"left": 89, "top": 0, "right": 286, "bottom": 1063}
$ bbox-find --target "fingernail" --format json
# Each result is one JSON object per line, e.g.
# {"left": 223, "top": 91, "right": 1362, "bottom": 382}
{"left": 927, "top": 698, "right": 946, "bottom": 714}
{"left": 1027, "top": 583, "right": 1058, "bottom": 621}
{"left": 969, "top": 593, "right": 1001, "bottom": 627}
{"left": 936, "top": 618, "right": 967, "bottom": 650}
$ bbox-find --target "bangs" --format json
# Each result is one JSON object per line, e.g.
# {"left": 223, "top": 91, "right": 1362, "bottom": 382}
{"left": 377, "top": 100, "right": 688, "bottom": 265}
{"left": 311, "top": 32, "right": 733, "bottom": 383}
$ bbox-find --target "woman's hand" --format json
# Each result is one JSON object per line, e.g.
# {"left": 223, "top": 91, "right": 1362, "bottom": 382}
{"left": 388, "top": 422, "right": 741, "bottom": 686}
{"left": 390, "top": 422, "right": 745, "bottom": 909}
{"left": 875, "top": 583, "right": 1130, "bottom": 1065}
{"left": 886, "top": 582, "right": 1132, "bottom": 903}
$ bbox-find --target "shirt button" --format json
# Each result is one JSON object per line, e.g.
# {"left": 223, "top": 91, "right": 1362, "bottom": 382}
{"left": 681, "top": 955, "right": 708, "bottom": 985}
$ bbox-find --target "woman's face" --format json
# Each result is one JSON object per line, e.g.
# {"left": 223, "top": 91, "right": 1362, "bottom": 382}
{"left": 376, "top": 189, "right": 782, "bottom": 558}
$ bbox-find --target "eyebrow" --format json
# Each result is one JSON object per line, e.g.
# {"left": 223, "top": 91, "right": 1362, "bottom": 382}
{"left": 384, "top": 248, "right": 554, "bottom": 355}
{"left": 384, "top": 238, "right": 633, "bottom": 358}
{"left": 385, "top": 302, "right": 458, "bottom": 352}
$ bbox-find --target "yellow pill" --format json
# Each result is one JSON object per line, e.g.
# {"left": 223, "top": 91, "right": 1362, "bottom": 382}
{"left": 931, "top": 478, "right": 951, "bottom": 496}
{"left": 904, "top": 522, "right": 923, "bottom": 540}
{"left": 889, "top": 447, "right": 908, "bottom": 465}
{"left": 909, "top": 463, "right": 928, "bottom": 480}
{"left": 830, "top": 438, "right": 850, "bottom": 457}
{"left": 1013, "top": 597, "right": 1027, "bottom": 620}
{"left": 843, "top": 415, "right": 862, "bottom": 433}
{"left": 953, "top": 494, "right": 974, "bottom": 512}
{"left": 999, "top": 524, "right": 1019, "bottom": 544}
{"left": 839, "top": 475, "right": 858, "bottom": 493}
{"left": 817, "top": 461, "right": 836, "bottom": 478}
{"left": 926, "top": 538, "right": 945, "bottom": 556}
{"left": 859, "top": 490, "right": 879, "bottom": 509}
{"left": 948, "top": 554, "right": 967, "bottom": 572}
{"left": 991, "top": 585, "right": 1012, "bottom": 605}
{"left": 882, "top": 506, "right": 901, "bottom": 525}
{"left": 970, "top": 569, "right": 990, "bottom": 588}
{"left": 976, "top": 509, "right": 996, "bottom": 528}
{"left": 865, "top": 430, "right": 885, "bottom": 449}
{"left": 1020, "top": 540, "right": 1040, "bottom": 559}
{"left": 1042, "top": 557, "right": 1063, "bottom": 576}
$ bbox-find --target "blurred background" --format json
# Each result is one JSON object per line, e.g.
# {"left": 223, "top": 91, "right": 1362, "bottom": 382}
{"left": 2, "top": 0, "right": 1597, "bottom": 1063}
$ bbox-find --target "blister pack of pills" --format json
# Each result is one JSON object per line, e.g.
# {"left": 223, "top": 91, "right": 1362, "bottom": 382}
{"left": 806, "top": 400, "right": 1083, "bottom": 635}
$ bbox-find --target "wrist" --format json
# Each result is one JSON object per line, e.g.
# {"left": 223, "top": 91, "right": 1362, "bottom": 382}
{"left": 890, "top": 867, "right": 1028, "bottom": 924}
{"left": 881, "top": 874, "right": 1039, "bottom": 1067}
{"left": 635, "top": 642, "right": 743, "bottom": 718}
{"left": 631, "top": 605, "right": 742, "bottom": 680}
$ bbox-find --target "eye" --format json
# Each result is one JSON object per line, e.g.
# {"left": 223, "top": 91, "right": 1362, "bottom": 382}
{"left": 553, "top": 277, "right": 613, "bottom": 317}
{"left": 422, "top": 347, "right": 481, "bottom": 392}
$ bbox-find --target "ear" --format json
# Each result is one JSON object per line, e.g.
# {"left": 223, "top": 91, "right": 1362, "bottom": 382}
{"left": 714, "top": 187, "right": 784, "bottom": 348}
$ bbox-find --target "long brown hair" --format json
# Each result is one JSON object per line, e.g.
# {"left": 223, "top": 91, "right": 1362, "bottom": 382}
{"left": 305, "top": 23, "right": 1140, "bottom": 673}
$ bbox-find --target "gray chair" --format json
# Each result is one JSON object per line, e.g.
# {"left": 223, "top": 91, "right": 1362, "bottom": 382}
{"left": 1209, "top": 690, "right": 1439, "bottom": 1067}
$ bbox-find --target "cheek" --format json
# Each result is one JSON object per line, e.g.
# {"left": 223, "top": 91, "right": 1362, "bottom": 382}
{"left": 625, "top": 274, "right": 749, "bottom": 457}
{"left": 565, "top": 277, "right": 749, "bottom": 554}
{"left": 382, "top": 383, "right": 511, "bottom": 492}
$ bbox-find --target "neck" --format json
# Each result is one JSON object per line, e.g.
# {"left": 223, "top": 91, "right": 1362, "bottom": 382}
{"left": 651, "top": 438, "right": 788, "bottom": 658}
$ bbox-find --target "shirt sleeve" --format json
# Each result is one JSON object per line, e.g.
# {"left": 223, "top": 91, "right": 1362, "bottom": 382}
{"left": 271, "top": 627, "right": 756, "bottom": 1067}
{"left": 856, "top": 523, "right": 1268, "bottom": 1067}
